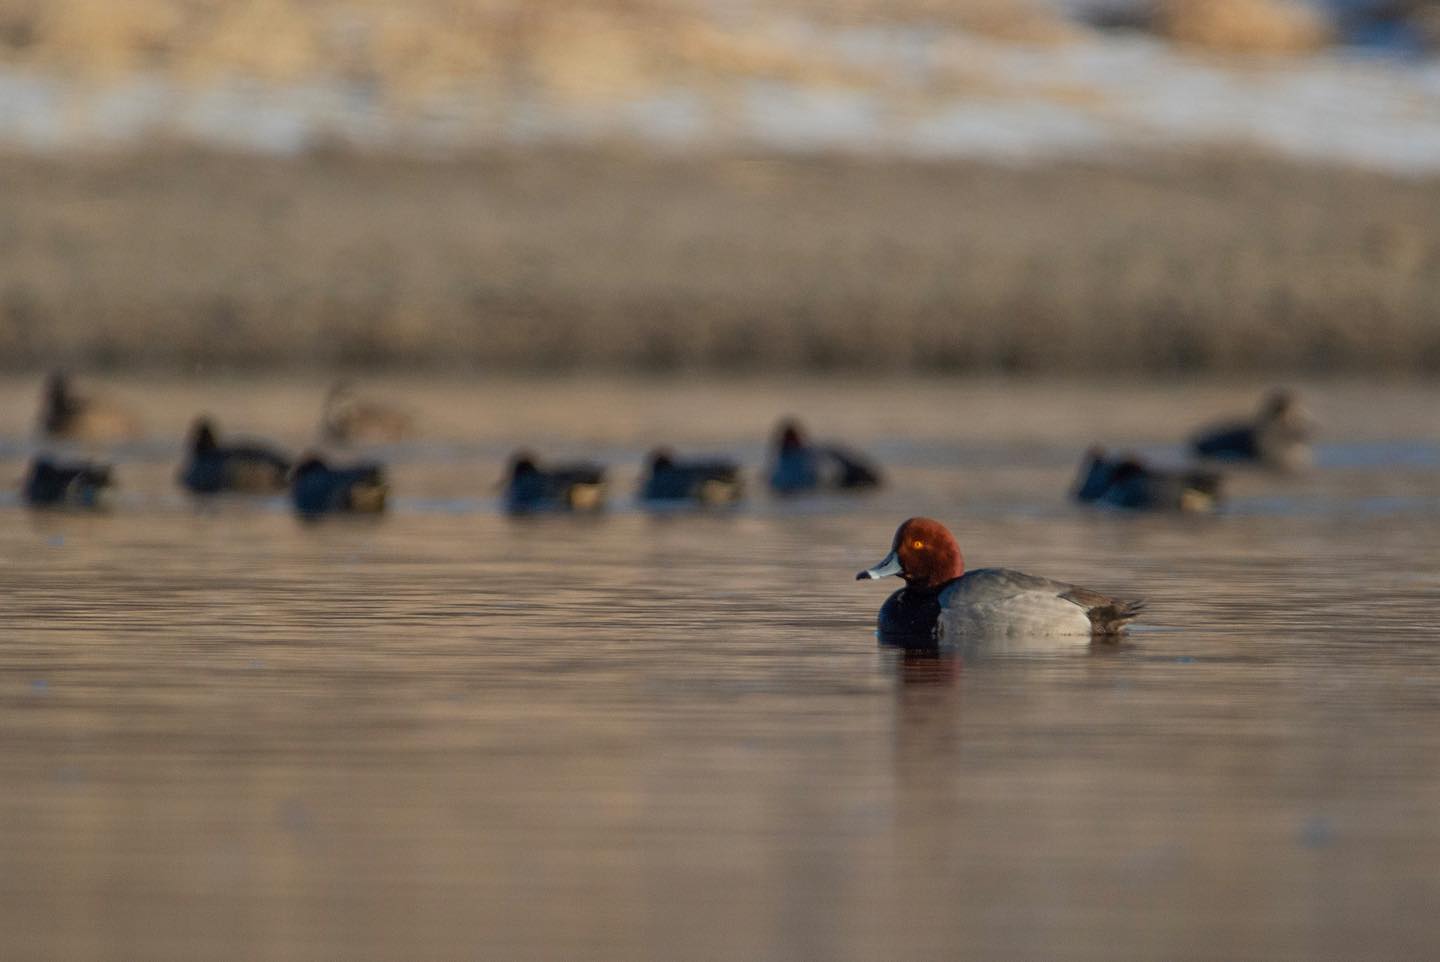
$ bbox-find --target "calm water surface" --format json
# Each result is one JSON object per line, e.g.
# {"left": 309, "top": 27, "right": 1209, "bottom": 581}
{"left": 0, "top": 377, "right": 1438, "bottom": 961}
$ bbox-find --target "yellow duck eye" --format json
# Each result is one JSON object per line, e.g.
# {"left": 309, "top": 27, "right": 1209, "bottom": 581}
{"left": 911, "top": 540, "right": 925, "bottom": 550}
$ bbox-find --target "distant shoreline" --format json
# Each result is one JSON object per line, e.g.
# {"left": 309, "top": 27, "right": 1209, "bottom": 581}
{"left": 0, "top": 147, "right": 1435, "bottom": 375}
{"left": 1, "top": 0, "right": 1436, "bottom": 174}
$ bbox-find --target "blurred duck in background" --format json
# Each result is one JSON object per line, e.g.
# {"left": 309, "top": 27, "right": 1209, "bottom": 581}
{"left": 504, "top": 451, "right": 607, "bottom": 514}
{"left": 1191, "top": 389, "right": 1315, "bottom": 471}
{"left": 23, "top": 456, "right": 114, "bottom": 509}
{"left": 321, "top": 382, "right": 415, "bottom": 445}
{"left": 291, "top": 456, "right": 388, "bottom": 518}
{"left": 638, "top": 448, "right": 743, "bottom": 507}
{"left": 767, "top": 418, "right": 882, "bottom": 496}
{"left": 37, "top": 371, "right": 143, "bottom": 442}
{"left": 179, "top": 417, "right": 291, "bottom": 495}
{"left": 1073, "top": 447, "right": 1224, "bottom": 513}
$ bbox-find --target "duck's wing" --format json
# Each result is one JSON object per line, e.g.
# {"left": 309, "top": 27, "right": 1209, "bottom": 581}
{"left": 75, "top": 463, "right": 113, "bottom": 489}
{"left": 945, "top": 567, "right": 1075, "bottom": 601}
{"left": 696, "top": 462, "right": 744, "bottom": 504}
{"left": 1103, "top": 463, "right": 1223, "bottom": 511}
{"left": 553, "top": 463, "right": 607, "bottom": 486}
{"left": 943, "top": 568, "right": 1143, "bottom": 637}
{"left": 682, "top": 460, "right": 743, "bottom": 503}
{"left": 218, "top": 439, "right": 291, "bottom": 470}
{"left": 640, "top": 459, "right": 743, "bottom": 503}
{"left": 1192, "top": 422, "right": 1258, "bottom": 459}
{"left": 818, "top": 445, "right": 882, "bottom": 489}
{"left": 546, "top": 463, "right": 606, "bottom": 510}
{"left": 687, "top": 459, "right": 742, "bottom": 481}
{"left": 214, "top": 443, "right": 291, "bottom": 492}
{"left": 1107, "top": 467, "right": 1181, "bottom": 510}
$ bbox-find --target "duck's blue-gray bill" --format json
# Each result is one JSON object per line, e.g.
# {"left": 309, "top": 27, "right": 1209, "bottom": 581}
{"left": 857, "top": 551, "right": 902, "bottom": 580}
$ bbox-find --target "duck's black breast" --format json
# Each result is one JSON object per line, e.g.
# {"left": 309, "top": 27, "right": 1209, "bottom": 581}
{"left": 876, "top": 586, "right": 943, "bottom": 648}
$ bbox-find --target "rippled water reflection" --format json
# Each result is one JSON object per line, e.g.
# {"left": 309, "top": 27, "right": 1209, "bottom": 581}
{"left": 0, "top": 377, "right": 1437, "bottom": 960}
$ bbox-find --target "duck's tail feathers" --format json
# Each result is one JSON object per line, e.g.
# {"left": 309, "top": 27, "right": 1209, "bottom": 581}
{"left": 824, "top": 446, "right": 883, "bottom": 489}
{"left": 1064, "top": 587, "right": 1145, "bottom": 636}
{"left": 1091, "top": 598, "right": 1145, "bottom": 636}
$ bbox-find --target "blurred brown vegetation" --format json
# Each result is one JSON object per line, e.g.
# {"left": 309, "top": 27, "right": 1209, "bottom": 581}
{"left": 0, "top": 0, "right": 1068, "bottom": 97}
{"left": 0, "top": 0, "right": 1430, "bottom": 96}
{"left": 0, "top": 148, "right": 1435, "bottom": 374}
{"left": 1157, "top": 0, "right": 1332, "bottom": 52}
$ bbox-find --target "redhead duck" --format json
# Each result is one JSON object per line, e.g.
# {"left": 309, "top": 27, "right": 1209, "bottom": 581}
{"left": 504, "top": 452, "right": 606, "bottom": 514}
{"left": 321, "top": 382, "right": 415, "bottom": 445}
{"left": 37, "top": 371, "right": 142, "bottom": 442}
{"left": 639, "top": 448, "right": 743, "bottom": 506}
{"left": 1074, "top": 447, "right": 1223, "bottom": 513}
{"left": 179, "top": 418, "right": 291, "bottom": 495}
{"left": 768, "top": 419, "right": 881, "bottom": 495}
{"left": 23, "top": 457, "right": 113, "bottom": 509}
{"left": 291, "top": 456, "right": 388, "bottom": 518}
{"left": 1191, "top": 389, "right": 1314, "bottom": 471}
{"left": 857, "top": 517, "right": 1143, "bottom": 645}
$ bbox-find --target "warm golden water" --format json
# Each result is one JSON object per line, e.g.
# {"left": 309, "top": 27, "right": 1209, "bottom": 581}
{"left": 1, "top": 376, "right": 1438, "bottom": 960}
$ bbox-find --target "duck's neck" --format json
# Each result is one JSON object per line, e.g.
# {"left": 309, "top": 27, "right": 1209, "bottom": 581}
{"left": 193, "top": 428, "right": 217, "bottom": 454}
{"left": 45, "top": 379, "right": 73, "bottom": 428}
{"left": 902, "top": 552, "right": 964, "bottom": 593}
{"left": 903, "top": 573, "right": 961, "bottom": 597}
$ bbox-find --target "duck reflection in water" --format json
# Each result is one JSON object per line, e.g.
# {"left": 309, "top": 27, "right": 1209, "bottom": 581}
{"left": 876, "top": 592, "right": 962, "bottom": 686}
{"left": 887, "top": 646, "right": 963, "bottom": 687}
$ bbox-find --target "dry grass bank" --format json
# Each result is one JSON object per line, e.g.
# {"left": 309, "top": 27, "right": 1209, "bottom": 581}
{"left": 1157, "top": 0, "right": 1331, "bottom": 53}
{"left": 0, "top": 0, "right": 1065, "bottom": 95}
{"left": 0, "top": 148, "right": 1436, "bottom": 374}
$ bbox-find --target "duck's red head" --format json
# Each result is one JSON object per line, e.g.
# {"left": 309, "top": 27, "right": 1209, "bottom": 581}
{"left": 856, "top": 517, "right": 965, "bottom": 591}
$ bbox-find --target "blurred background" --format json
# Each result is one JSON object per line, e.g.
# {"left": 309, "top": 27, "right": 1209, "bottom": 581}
{"left": 2, "top": 3, "right": 1440, "bottom": 956}
{"left": 0, "top": 0, "right": 1436, "bottom": 375}
{"left": 5, "top": 6, "right": 1440, "bottom": 961}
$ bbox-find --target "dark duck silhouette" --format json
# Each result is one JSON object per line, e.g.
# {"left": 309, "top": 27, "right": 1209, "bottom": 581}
{"left": 767, "top": 418, "right": 882, "bottom": 495}
{"left": 1073, "top": 447, "right": 1224, "bottom": 513}
{"left": 179, "top": 417, "right": 291, "bottom": 495}
{"left": 638, "top": 448, "right": 743, "bottom": 506}
{"left": 37, "top": 371, "right": 142, "bottom": 442}
{"left": 503, "top": 451, "right": 607, "bottom": 514}
{"left": 1191, "top": 389, "right": 1314, "bottom": 471}
{"left": 22, "top": 457, "right": 114, "bottom": 509}
{"left": 290, "top": 456, "right": 389, "bottom": 518}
